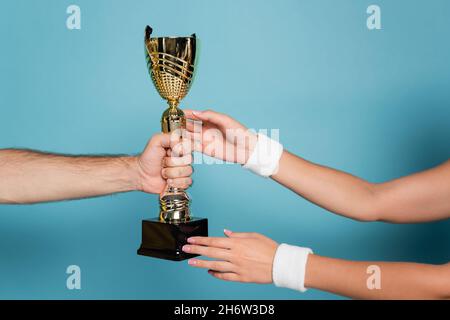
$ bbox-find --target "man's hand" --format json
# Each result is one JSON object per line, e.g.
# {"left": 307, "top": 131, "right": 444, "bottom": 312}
{"left": 137, "top": 132, "right": 193, "bottom": 194}
{"left": 182, "top": 230, "right": 278, "bottom": 283}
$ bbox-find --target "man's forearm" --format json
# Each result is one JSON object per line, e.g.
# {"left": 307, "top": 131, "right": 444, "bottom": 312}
{"left": 0, "top": 149, "right": 141, "bottom": 204}
{"left": 305, "top": 254, "right": 450, "bottom": 299}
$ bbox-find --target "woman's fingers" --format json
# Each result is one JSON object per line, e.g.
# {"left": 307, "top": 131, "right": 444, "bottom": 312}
{"left": 188, "top": 259, "right": 235, "bottom": 272}
{"left": 208, "top": 271, "right": 241, "bottom": 282}
{"left": 184, "top": 130, "right": 202, "bottom": 142}
{"left": 187, "top": 236, "right": 234, "bottom": 249}
{"left": 182, "top": 244, "right": 232, "bottom": 261}
{"left": 186, "top": 118, "right": 203, "bottom": 133}
{"left": 184, "top": 109, "right": 229, "bottom": 127}
{"left": 226, "top": 230, "right": 262, "bottom": 239}
{"left": 161, "top": 166, "right": 193, "bottom": 179}
{"left": 184, "top": 109, "right": 201, "bottom": 121}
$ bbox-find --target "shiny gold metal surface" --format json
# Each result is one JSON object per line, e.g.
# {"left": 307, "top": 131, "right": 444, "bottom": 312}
{"left": 144, "top": 25, "right": 197, "bottom": 223}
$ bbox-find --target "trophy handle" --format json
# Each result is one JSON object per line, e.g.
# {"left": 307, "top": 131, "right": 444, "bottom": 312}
{"left": 145, "top": 25, "right": 153, "bottom": 41}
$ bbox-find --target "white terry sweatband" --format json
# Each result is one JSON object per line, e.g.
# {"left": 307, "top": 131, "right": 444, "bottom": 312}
{"left": 243, "top": 133, "right": 283, "bottom": 177}
{"left": 272, "top": 244, "right": 313, "bottom": 292}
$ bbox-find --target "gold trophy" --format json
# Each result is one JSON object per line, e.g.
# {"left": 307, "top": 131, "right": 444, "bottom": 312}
{"left": 137, "top": 26, "right": 208, "bottom": 261}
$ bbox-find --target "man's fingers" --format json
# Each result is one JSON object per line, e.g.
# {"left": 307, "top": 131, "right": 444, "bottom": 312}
{"left": 149, "top": 133, "right": 171, "bottom": 148}
{"left": 182, "top": 245, "right": 232, "bottom": 261}
{"left": 170, "top": 139, "right": 193, "bottom": 157}
{"left": 187, "top": 236, "right": 234, "bottom": 249}
{"left": 184, "top": 129, "right": 202, "bottom": 142}
{"left": 208, "top": 271, "right": 241, "bottom": 282}
{"left": 184, "top": 130, "right": 202, "bottom": 141}
{"left": 188, "top": 259, "right": 235, "bottom": 273}
{"left": 184, "top": 132, "right": 204, "bottom": 153}
{"left": 168, "top": 177, "right": 192, "bottom": 189}
{"left": 161, "top": 166, "right": 193, "bottom": 179}
{"left": 164, "top": 154, "right": 192, "bottom": 167}
{"left": 149, "top": 132, "right": 194, "bottom": 156}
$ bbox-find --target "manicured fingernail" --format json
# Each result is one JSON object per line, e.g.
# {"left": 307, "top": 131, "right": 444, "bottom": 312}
{"left": 188, "top": 259, "right": 197, "bottom": 265}
{"left": 187, "top": 237, "right": 196, "bottom": 244}
{"left": 224, "top": 229, "right": 232, "bottom": 235}
{"left": 182, "top": 245, "right": 190, "bottom": 252}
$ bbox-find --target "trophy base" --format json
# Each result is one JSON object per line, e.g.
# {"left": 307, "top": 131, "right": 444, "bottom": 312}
{"left": 137, "top": 217, "right": 208, "bottom": 261}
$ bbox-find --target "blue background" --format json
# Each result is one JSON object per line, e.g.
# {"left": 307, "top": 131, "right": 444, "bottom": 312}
{"left": 0, "top": 0, "right": 449, "bottom": 299}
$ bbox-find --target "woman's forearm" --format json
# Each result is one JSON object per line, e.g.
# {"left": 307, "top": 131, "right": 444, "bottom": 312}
{"left": 0, "top": 149, "right": 140, "bottom": 204}
{"left": 272, "top": 151, "right": 379, "bottom": 221}
{"left": 271, "top": 151, "right": 450, "bottom": 222}
{"left": 305, "top": 254, "right": 450, "bottom": 299}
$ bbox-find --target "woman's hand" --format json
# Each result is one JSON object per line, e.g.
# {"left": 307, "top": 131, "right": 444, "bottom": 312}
{"left": 184, "top": 110, "right": 257, "bottom": 164}
{"left": 182, "top": 229, "right": 278, "bottom": 283}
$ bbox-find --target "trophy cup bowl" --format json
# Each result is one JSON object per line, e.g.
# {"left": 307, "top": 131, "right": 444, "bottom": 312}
{"left": 137, "top": 26, "right": 208, "bottom": 261}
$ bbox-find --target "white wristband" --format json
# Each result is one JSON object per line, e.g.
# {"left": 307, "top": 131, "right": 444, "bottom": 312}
{"left": 272, "top": 244, "right": 313, "bottom": 292}
{"left": 243, "top": 133, "right": 283, "bottom": 177}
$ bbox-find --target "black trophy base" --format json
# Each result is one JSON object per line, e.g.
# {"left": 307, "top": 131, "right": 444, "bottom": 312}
{"left": 137, "top": 217, "right": 208, "bottom": 261}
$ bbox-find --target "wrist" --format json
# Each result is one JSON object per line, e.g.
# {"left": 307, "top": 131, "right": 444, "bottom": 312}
{"left": 303, "top": 253, "right": 316, "bottom": 289}
{"left": 243, "top": 132, "right": 258, "bottom": 164}
{"left": 272, "top": 243, "right": 313, "bottom": 292}
{"left": 122, "top": 156, "right": 142, "bottom": 192}
{"left": 243, "top": 133, "right": 283, "bottom": 177}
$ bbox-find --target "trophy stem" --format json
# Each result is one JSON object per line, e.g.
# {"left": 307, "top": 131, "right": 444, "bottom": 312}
{"left": 161, "top": 103, "right": 186, "bottom": 135}
{"left": 168, "top": 99, "right": 179, "bottom": 110}
{"left": 159, "top": 102, "right": 191, "bottom": 223}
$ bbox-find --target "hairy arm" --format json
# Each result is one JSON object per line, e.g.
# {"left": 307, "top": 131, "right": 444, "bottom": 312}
{"left": 0, "top": 149, "right": 141, "bottom": 204}
{"left": 306, "top": 254, "right": 450, "bottom": 299}
{"left": 0, "top": 135, "right": 193, "bottom": 204}
{"left": 272, "top": 151, "right": 450, "bottom": 222}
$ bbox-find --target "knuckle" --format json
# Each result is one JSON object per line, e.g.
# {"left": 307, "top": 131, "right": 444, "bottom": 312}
{"left": 149, "top": 133, "right": 163, "bottom": 146}
{"left": 163, "top": 157, "right": 169, "bottom": 167}
{"left": 204, "top": 247, "right": 216, "bottom": 257}
{"left": 210, "top": 262, "right": 220, "bottom": 270}
{"left": 172, "top": 146, "right": 180, "bottom": 155}
{"left": 195, "top": 260, "right": 204, "bottom": 267}
{"left": 192, "top": 245, "right": 203, "bottom": 254}
{"left": 174, "top": 178, "right": 186, "bottom": 187}
{"left": 164, "top": 168, "right": 172, "bottom": 177}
